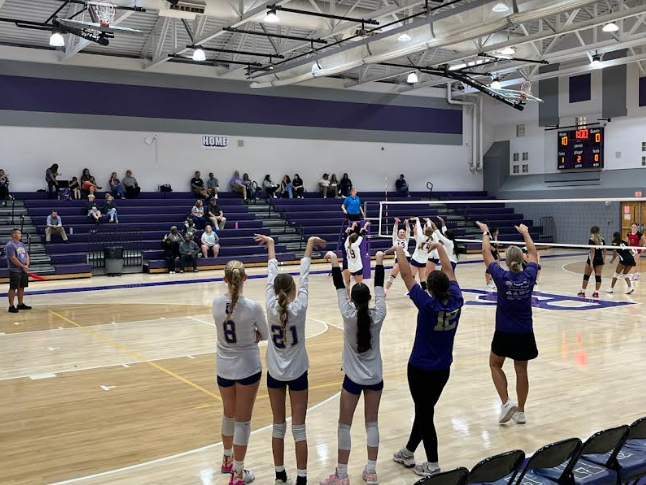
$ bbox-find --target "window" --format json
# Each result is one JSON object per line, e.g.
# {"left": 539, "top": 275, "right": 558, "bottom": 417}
{"left": 516, "top": 124, "right": 526, "bottom": 137}
{"left": 522, "top": 152, "right": 529, "bottom": 161}
{"left": 522, "top": 164, "right": 529, "bottom": 173}
{"left": 512, "top": 165, "right": 520, "bottom": 174}
{"left": 513, "top": 152, "right": 520, "bottom": 162}
{"left": 642, "top": 141, "right": 646, "bottom": 151}
{"left": 642, "top": 156, "right": 646, "bottom": 167}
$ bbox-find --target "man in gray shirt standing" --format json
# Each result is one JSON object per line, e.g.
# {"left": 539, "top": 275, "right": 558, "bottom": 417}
{"left": 6, "top": 228, "right": 32, "bottom": 313}
{"left": 45, "top": 210, "right": 69, "bottom": 244}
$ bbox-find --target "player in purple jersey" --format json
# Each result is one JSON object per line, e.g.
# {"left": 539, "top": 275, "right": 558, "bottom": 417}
{"left": 390, "top": 242, "right": 463, "bottom": 478}
{"left": 477, "top": 221, "right": 539, "bottom": 426}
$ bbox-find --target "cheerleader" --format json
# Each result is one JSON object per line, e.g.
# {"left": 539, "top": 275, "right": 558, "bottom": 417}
{"left": 320, "top": 250, "right": 387, "bottom": 485}
{"left": 344, "top": 222, "right": 370, "bottom": 293}
{"left": 213, "top": 260, "right": 269, "bottom": 485}
{"left": 433, "top": 216, "right": 459, "bottom": 271}
{"left": 411, "top": 217, "right": 434, "bottom": 290}
{"left": 384, "top": 218, "right": 411, "bottom": 295}
{"left": 485, "top": 227, "right": 500, "bottom": 291}
{"left": 255, "top": 234, "right": 326, "bottom": 485}
{"left": 627, "top": 223, "right": 644, "bottom": 281}
{"left": 578, "top": 226, "right": 606, "bottom": 299}
{"left": 607, "top": 232, "right": 636, "bottom": 295}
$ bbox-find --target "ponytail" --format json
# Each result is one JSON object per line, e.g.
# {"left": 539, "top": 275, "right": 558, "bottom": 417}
{"left": 223, "top": 260, "right": 245, "bottom": 324}
{"left": 351, "top": 283, "right": 372, "bottom": 353}
{"left": 590, "top": 226, "right": 602, "bottom": 246}
{"left": 273, "top": 273, "right": 295, "bottom": 338}
{"left": 277, "top": 289, "right": 289, "bottom": 334}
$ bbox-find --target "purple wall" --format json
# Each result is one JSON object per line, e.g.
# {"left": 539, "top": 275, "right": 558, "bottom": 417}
{"left": 569, "top": 74, "right": 592, "bottom": 103}
{"left": 640, "top": 77, "right": 646, "bottom": 107}
{"left": 0, "top": 75, "right": 462, "bottom": 135}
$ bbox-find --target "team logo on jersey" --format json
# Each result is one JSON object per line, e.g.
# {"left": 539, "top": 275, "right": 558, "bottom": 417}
{"left": 464, "top": 289, "right": 635, "bottom": 311}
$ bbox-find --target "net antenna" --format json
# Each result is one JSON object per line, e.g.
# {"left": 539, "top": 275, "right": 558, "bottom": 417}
{"left": 91, "top": 1, "right": 117, "bottom": 27}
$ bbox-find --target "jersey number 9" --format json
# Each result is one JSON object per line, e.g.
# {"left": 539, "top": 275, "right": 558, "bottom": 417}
{"left": 349, "top": 248, "right": 356, "bottom": 259}
{"left": 434, "top": 309, "right": 460, "bottom": 332}
{"left": 271, "top": 324, "right": 298, "bottom": 349}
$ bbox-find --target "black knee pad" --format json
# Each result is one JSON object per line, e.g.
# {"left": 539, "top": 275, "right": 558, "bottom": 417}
{"left": 595, "top": 275, "right": 602, "bottom": 283}
{"left": 583, "top": 274, "right": 591, "bottom": 282}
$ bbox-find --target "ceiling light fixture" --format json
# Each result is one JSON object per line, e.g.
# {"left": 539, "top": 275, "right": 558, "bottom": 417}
{"left": 499, "top": 46, "right": 516, "bottom": 56}
{"left": 591, "top": 53, "right": 603, "bottom": 69}
{"left": 490, "top": 77, "right": 501, "bottom": 89}
{"left": 397, "top": 32, "right": 412, "bottom": 42}
{"left": 192, "top": 47, "right": 206, "bottom": 61}
{"left": 492, "top": 2, "right": 510, "bottom": 13}
{"left": 265, "top": 8, "right": 279, "bottom": 23}
{"left": 602, "top": 22, "right": 619, "bottom": 33}
{"left": 407, "top": 72, "right": 419, "bottom": 84}
{"left": 49, "top": 31, "right": 65, "bottom": 47}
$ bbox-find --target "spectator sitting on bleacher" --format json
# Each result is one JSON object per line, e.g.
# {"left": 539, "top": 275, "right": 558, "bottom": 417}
{"left": 207, "top": 197, "right": 226, "bottom": 231}
{"left": 280, "top": 175, "right": 293, "bottom": 198}
{"left": 69, "top": 177, "right": 81, "bottom": 200}
{"left": 330, "top": 173, "right": 341, "bottom": 199}
{"left": 262, "top": 175, "right": 279, "bottom": 199}
{"left": 179, "top": 233, "right": 199, "bottom": 273}
{"left": 319, "top": 173, "right": 330, "bottom": 198}
{"left": 109, "top": 172, "right": 125, "bottom": 199}
{"left": 45, "top": 210, "right": 69, "bottom": 244}
{"left": 201, "top": 225, "right": 220, "bottom": 258}
{"left": 184, "top": 218, "right": 198, "bottom": 241}
{"left": 162, "top": 227, "right": 181, "bottom": 274}
{"left": 293, "top": 174, "right": 305, "bottom": 198}
{"left": 191, "top": 199, "right": 206, "bottom": 229}
{"left": 85, "top": 194, "right": 102, "bottom": 223}
{"left": 339, "top": 172, "right": 352, "bottom": 198}
{"left": 230, "top": 171, "right": 248, "bottom": 203}
{"left": 122, "top": 170, "right": 141, "bottom": 198}
{"left": 191, "top": 171, "right": 209, "bottom": 199}
{"left": 105, "top": 194, "right": 119, "bottom": 223}
{"left": 396, "top": 173, "right": 410, "bottom": 198}
{"left": 81, "top": 168, "right": 101, "bottom": 195}
{"left": 206, "top": 172, "right": 219, "bottom": 199}
{"left": 243, "top": 173, "right": 256, "bottom": 202}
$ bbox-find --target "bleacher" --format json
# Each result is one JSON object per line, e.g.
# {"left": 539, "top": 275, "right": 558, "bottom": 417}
{"left": 416, "top": 416, "right": 646, "bottom": 485}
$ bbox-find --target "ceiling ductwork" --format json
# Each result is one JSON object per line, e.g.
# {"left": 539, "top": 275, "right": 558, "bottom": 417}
{"left": 250, "top": 0, "right": 601, "bottom": 88}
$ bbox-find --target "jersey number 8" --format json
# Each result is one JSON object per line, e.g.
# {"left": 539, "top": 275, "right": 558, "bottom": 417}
{"left": 434, "top": 309, "right": 460, "bottom": 332}
{"left": 272, "top": 324, "right": 298, "bottom": 349}
{"left": 224, "top": 320, "right": 237, "bottom": 343}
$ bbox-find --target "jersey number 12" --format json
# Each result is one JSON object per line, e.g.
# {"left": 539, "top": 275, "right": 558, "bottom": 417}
{"left": 434, "top": 309, "right": 460, "bottom": 332}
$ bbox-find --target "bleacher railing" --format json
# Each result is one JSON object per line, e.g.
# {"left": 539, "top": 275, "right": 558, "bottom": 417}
{"left": 88, "top": 226, "right": 143, "bottom": 269}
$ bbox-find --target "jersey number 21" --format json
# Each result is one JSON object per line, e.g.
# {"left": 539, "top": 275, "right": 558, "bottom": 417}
{"left": 434, "top": 309, "right": 460, "bottom": 332}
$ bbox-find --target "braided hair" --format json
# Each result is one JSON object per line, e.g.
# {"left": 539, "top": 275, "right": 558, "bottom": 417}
{"left": 273, "top": 273, "right": 295, "bottom": 336}
{"left": 223, "top": 260, "right": 245, "bottom": 324}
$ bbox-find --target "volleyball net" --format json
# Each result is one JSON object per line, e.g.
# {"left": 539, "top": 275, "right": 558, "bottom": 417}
{"left": 364, "top": 197, "right": 646, "bottom": 252}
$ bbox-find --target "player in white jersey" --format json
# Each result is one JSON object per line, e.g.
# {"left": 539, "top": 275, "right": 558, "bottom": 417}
{"left": 320, "top": 250, "right": 387, "bottom": 485}
{"left": 384, "top": 218, "right": 411, "bottom": 295}
{"left": 255, "top": 234, "right": 326, "bottom": 485}
{"left": 213, "top": 260, "right": 269, "bottom": 485}
{"left": 433, "top": 216, "right": 459, "bottom": 270}
{"left": 343, "top": 221, "right": 370, "bottom": 294}
{"left": 411, "top": 217, "right": 434, "bottom": 291}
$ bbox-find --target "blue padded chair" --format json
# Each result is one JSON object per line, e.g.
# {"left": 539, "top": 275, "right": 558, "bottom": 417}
{"left": 414, "top": 467, "right": 470, "bottom": 485}
{"left": 512, "top": 438, "right": 582, "bottom": 485}
{"left": 467, "top": 450, "right": 525, "bottom": 485}
{"left": 535, "top": 426, "right": 629, "bottom": 485}
{"left": 585, "top": 418, "right": 646, "bottom": 485}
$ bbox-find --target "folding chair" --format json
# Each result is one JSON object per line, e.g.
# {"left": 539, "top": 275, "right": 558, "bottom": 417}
{"left": 514, "top": 438, "right": 582, "bottom": 485}
{"left": 585, "top": 418, "right": 646, "bottom": 485}
{"left": 467, "top": 450, "right": 525, "bottom": 485}
{"left": 535, "top": 426, "right": 628, "bottom": 485}
{"left": 414, "top": 467, "right": 470, "bottom": 485}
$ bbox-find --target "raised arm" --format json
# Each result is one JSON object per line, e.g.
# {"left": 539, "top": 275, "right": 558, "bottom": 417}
{"left": 476, "top": 221, "right": 496, "bottom": 268}
{"left": 373, "top": 251, "right": 387, "bottom": 321}
{"left": 254, "top": 234, "right": 276, "bottom": 261}
{"left": 433, "top": 241, "right": 456, "bottom": 282}
{"left": 325, "top": 250, "right": 355, "bottom": 318}
{"left": 404, "top": 219, "right": 410, "bottom": 240}
{"left": 516, "top": 224, "right": 538, "bottom": 264}
{"left": 393, "top": 246, "right": 417, "bottom": 291}
{"left": 304, "top": 236, "right": 326, "bottom": 259}
{"left": 392, "top": 218, "right": 400, "bottom": 244}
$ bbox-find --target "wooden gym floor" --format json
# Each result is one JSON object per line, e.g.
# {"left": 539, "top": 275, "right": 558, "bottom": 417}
{"left": 1, "top": 251, "right": 645, "bottom": 485}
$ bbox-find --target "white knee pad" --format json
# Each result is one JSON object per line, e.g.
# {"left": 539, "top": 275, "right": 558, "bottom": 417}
{"left": 292, "top": 423, "right": 307, "bottom": 443}
{"left": 338, "top": 423, "right": 352, "bottom": 451}
{"left": 614, "top": 272, "right": 622, "bottom": 279}
{"left": 221, "top": 416, "right": 235, "bottom": 437}
{"left": 365, "top": 421, "right": 379, "bottom": 448}
{"left": 272, "top": 422, "right": 287, "bottom": 440}
{"left": 233, "top": 420, "right": 251, "bottom": 446}
{"left": 387, "top": 275, "right": 397, "bottom": 284}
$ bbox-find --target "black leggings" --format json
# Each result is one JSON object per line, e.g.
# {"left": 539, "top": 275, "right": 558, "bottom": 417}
{"left": 406, "top": 364, "right": 450, "bottom": 462}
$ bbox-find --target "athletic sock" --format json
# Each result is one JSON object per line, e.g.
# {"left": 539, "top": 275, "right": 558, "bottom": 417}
{"left": 296, "top": 469, "right": 307, "bottom": 485}
{"left": 275, "top": 466, "right": 287, "bottom": 482}
{"left": 233, "top": 460, "right": 244, "bottom": 477}
{"left": 402, "top": 447, "right": 415, "bottom": 457}
{"left": 223, "top": 448, "right": 233, "bottom": 457}
{"left": 366, "top": 460, "right": 377, "bottom": 474}
{"left": 337, "top": 464, "right": 348, "bottom": 479}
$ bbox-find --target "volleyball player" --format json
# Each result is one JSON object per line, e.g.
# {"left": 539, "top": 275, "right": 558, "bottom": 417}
{"left": 410, "top": 217, "right": 434, "bottom": 290}
{"left": 320, "top": 250, "right": 387, "bottom": 485}
{"left": 255, "top": 235, "right": 326, "bottom": 485}
{"left": 391, "top": 241, "right": 463, "bottom": 477}
{"left": 627, "top": 223, "right": 644, "bottom": 281}
{"left": 606, "top": 232, "right": 636, "bottom": 295}
{"left": 213, "top": 260, "right": 269, "bottom": 485}
{"left": 522, "top": 247, "right": 541, "bottom": 285}
{"left": 433, "top": 216, "right": 458, "bottom": 270}
{"left": 485, "top": 227, "right": 500, "bottom": 291}
{"left": 477, "top": 221, "right": 539, "bottom": 426}
{"left": 424, "top": 218, "right": 440, "bottom": 275}
{"left": 384, "top": 218, "right": 411, "bottom": 295}
{"left": 344, "top": 222, "right": 370, "bottom": 294}
{"left": 578, "top": 226, "right": 606, "bottom": 298}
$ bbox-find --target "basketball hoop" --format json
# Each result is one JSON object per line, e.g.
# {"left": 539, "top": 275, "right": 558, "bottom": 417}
{"left": 92, "top": 1, "right": 116, "bottom": 28}
{"left": 520, "top": 80, "right": 533, "bottom": 97}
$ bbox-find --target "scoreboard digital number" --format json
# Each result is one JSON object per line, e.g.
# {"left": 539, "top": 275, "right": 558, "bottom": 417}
{"left": 558, "top": 127, "right": 604, "bottom": 170}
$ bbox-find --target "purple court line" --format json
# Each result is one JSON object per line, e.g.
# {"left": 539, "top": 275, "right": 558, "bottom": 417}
{"left": 0, "top": 252, "right": 587, "bottom": 299}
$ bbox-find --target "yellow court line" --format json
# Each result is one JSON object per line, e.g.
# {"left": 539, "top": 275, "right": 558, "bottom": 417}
{"left": 48, "top": 310, "right": 222, "bottom": 402}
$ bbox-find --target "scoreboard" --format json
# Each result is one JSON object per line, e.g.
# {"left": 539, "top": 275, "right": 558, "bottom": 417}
{"left": 557, "top": 127, "right": 604, "bottom": 170}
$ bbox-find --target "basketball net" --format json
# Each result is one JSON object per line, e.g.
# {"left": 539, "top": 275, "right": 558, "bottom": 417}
{"left": 92, "top": 1, "right": 116, "bottom": 27}
{"left": 520, "top": 80, "right": 533, "bottom": 98}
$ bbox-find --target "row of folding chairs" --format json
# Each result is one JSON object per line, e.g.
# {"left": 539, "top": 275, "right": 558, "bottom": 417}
{"left": 415, "top": 416, "right": 646, "bottom": 485}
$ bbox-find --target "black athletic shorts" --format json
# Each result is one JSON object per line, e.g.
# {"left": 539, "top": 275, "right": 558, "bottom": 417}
{"left": 492, "top": 331, "right": 538, "bottom": 361}
{"left": 217, "top": 371, "right": 261, "bottom": 388}
{"left": 9, "top": 271, "right": 28, "bottom": 290}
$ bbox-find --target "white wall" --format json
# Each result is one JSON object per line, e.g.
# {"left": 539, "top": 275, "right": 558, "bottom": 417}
{"left": 483, "top": 64, "right": 646, "bottom": 175}
{"left": 1, "top": 125, "right": 481, "bottom": 193}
